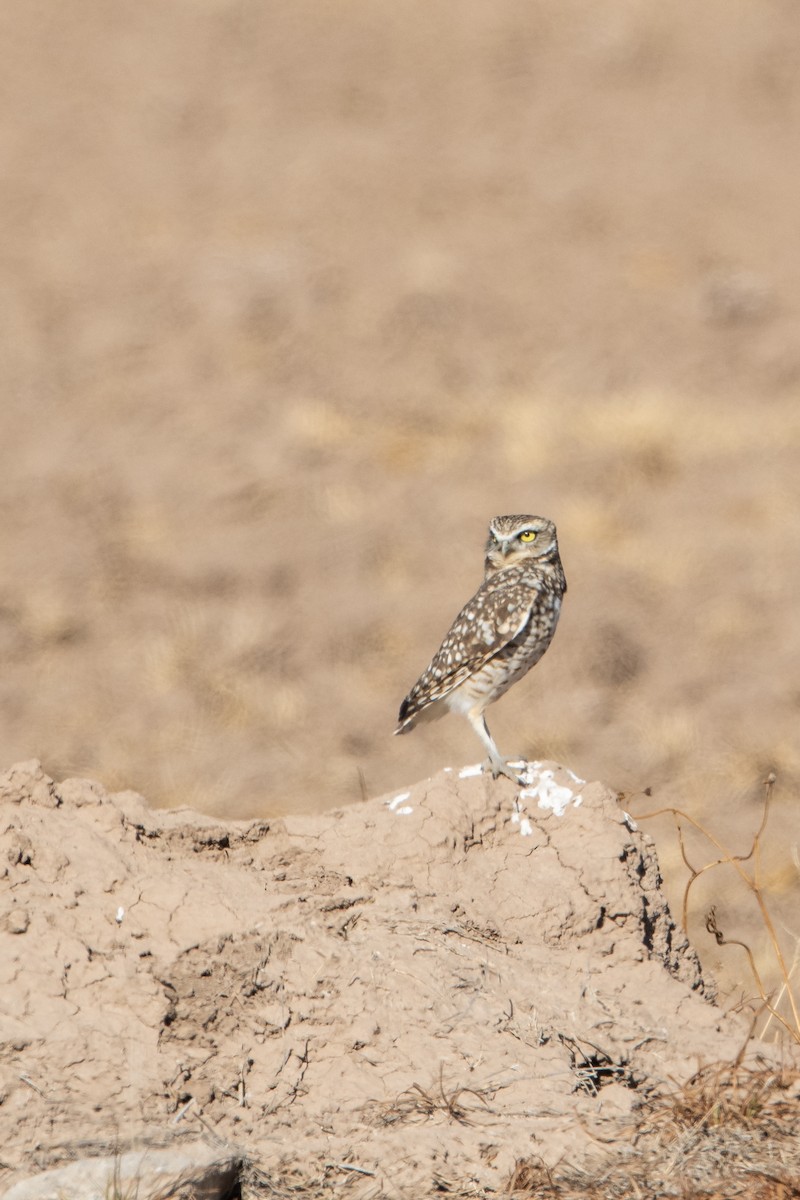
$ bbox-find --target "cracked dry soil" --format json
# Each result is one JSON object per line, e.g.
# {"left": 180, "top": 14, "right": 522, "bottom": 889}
{"left": 0, "top": 759, "right": 796, "bottom": 1197}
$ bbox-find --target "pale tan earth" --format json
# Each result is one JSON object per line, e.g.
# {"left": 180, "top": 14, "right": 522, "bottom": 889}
{"left": 1, "top": 3, "right": 799, "bottom": 992}
{"left": 1, "top": 1, "right": 800, "bottom": 1188}
{"left": 1, "top": 760, "right": 797, "bottom": 1199}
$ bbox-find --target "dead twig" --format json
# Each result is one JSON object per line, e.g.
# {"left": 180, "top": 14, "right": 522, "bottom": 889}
{"left": 635, "top": 772, "right": 800, "bottom": 1043}
{"left": 371, "top": 1063, "right": 493, "bottom": 1127}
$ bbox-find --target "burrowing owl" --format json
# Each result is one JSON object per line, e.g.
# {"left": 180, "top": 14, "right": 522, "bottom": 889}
{"left": 395, "top": 514, "right": 566, "bottom": 783}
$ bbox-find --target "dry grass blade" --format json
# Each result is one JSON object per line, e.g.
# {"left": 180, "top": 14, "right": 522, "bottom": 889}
{"left": 104, "top": 1156, "right": 141, "bottom": 1200}
{"left": 506, "top": 1157, "right": 557, "bottom": 1196}
{"left": 558, "top": 1033, "right": 633, "bottom": 1096}
{"left": 371, "top": 1065, "right": 493, "bottom": 1127}
{"left": 639, "top": 1055, "right": 800, "bottom": 1143}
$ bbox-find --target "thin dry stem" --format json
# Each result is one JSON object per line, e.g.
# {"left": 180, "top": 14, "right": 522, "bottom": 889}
{"left": 635, "top": 773, "right": 800, "bottom": 1042}
{"left": 371, "top": 1064, "right": 493, "bottom": 1128}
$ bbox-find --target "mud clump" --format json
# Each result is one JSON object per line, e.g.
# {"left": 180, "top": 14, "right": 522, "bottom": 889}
{"left": 0, "top": 759, "right": 786, "bottom": 1196}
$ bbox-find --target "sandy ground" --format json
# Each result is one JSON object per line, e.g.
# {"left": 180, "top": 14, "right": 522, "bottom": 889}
{"left": 2, "top": 760, "right": 798, "bottom": 1198}
{"left": 0, "top": 0, "right": 799, "bottom": 1031}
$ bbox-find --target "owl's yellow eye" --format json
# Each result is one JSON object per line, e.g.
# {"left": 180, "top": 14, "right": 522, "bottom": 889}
{"left": 519, "top": 530, "right": 537, "bottom": 543}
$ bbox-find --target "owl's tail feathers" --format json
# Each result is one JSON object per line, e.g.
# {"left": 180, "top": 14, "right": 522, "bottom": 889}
{"left": 394, "top": 695, "right": 416, "bottom": 735}
{"left": 395, "top": 695, "right": 444, "bottom": 735}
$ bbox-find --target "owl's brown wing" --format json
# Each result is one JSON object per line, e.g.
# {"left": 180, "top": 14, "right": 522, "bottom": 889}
{"left": 396, "top": 579, "right": 537, "bottom": 728}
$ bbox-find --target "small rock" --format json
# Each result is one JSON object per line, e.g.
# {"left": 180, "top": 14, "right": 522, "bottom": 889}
{"left": 5, "top": 907, "right": 30, "bottom": 934}
{"left": 2, "top": 1143, "right": 242, "bottom": 1200}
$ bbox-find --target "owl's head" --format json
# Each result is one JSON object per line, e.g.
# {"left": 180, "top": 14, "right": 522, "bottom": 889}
{"left": 484, "top": 514, "right": 559, "bottom": 575}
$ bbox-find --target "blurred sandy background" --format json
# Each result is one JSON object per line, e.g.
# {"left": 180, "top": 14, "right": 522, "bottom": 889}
{"left": 1, "top": 1, "right": 799, "bottom": 993}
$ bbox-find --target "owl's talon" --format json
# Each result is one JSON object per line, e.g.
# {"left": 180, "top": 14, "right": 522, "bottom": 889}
{"left": 482, "top": 757, "right": 526, "bottom": 785}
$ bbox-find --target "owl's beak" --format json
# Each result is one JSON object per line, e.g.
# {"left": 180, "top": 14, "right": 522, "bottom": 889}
{"left": 500, "top": 540, "right": 512, "bottom": 557}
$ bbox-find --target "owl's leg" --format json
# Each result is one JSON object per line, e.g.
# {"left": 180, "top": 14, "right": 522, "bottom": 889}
{"left": 466, "top": 711, "right": 525, "bottom": 784}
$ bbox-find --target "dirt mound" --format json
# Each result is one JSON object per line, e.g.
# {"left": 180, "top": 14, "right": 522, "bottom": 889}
{"left": 0, "top": 759, "right": 788, "bottom": 1196}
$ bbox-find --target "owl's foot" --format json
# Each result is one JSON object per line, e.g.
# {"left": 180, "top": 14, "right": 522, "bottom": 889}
{"left": 468, "top": 712, "right": 528, "bottom": 785}
{"left": 482, "top": 756, "right": 527, "bottom": 785}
